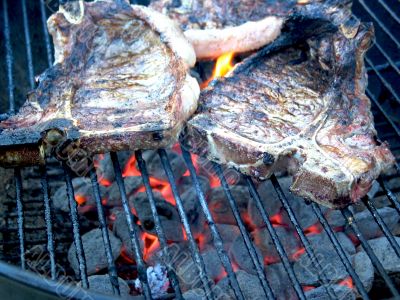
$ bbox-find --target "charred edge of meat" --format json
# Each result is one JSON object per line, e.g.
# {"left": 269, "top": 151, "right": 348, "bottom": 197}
{"left": 0, "top": 145, "right": 45, "bottom": 168}
{"left": 211, "top": 17, "right": 337, "bottom": 81}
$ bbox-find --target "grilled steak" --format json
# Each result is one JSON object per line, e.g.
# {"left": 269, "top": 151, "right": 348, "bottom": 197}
{"left": 0, "top": 0, "right": 199, "bottom": 167}
{"left": 150, "top": 0, "right": 350, "bottom": 59}
{"left": 184, "top": 20, "right": 395, "bottom": 208}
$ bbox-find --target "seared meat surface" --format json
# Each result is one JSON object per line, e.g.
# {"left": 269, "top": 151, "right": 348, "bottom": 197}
{"left": 150, "top": 0, "right": 349, "bottom": 59}
{"left": 0, "top": 0, "right": 199, "bottom": 167}
{"left": 184, "top": 20, "right": 395, "bottom": 208}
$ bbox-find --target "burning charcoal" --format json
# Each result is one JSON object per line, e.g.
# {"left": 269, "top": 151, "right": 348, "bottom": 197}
{"left": 251, "top": 226, "right": 299, "bottom": 264}
{"left": 293, "top": 232, "right": 354, "bottom": 285}
{"left": 305, "top": 284, "right": 355, "bottom": 300}
{"left": 175, "top": 254, "right": 205, "bottom": 291}
{"left": 79, "top": 275, "right": 130, "bottom": 297}
{"left": 252, "top": 180, "right": 282, "bottom": 217}
{"left": 204, "top": 224, "right": 240, "bottom": 245}
{"left": 53, "top": 177, "right": 107, "bottom": 213}
{"left": 324, "top": 209, "right": 346, "bottom": 228}
{"left": 265, "top": 263, "right": 296, "bottom": 300}
{"left": 352, "top": 251, "right": 374, "bottom": 292}
{"left": 183, "top": 289, "right": 207, "bottom": 300}
{"left": 229, "top": 236, "right": 262, "bottom": 275}
{"left": 178, "top": 175, "right": 211, "bottom": 197}
{"left": 124, "top": 176, "right": 143, "bottom": 195}
{"left": 345, "top": 207, "right": 399, "bottom": 240}
{"left": 357, "top": 236, "right": 400, "bottom": 274}
{"left": 94, "top": 153, "right": 115, "bottom": 184}
{"left": 130, "top": 192, "right": 184, "bottom": 242}
{"left": 217, "top": 270, "right": 266, "bottom": 300}
{"left": 202, "top": 247, "right": 224, "bottom": 280}
{"left": 112, "top": 210, "right": 144, "bottom": 261}
{"left": 135, "top": 264, "right": 169, "bottom": 298}
{"left": 143, "top": 150, "right": 186, "bottom": 182}
{"left": 208, "top": 185, "right": 251, "bottom": 225}
{"left": 180, "top": 188, "right": 206, "bottom": 236}
{"left": 68, "top": 228, "right": 122, "bottom": 276}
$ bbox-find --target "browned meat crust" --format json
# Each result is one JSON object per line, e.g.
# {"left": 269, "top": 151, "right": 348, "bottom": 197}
{"left": 0, "top": 1, "right": 199, "bottom": 167}
{"left": 184, "top": 20, "right": 395, "bottom": 208}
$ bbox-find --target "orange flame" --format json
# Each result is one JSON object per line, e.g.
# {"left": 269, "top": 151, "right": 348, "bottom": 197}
{"left": 75, "top": 194, "right": 86, "bottom": 206}
{"left": 200, "top": 52, "right": 235, "bottom": 89}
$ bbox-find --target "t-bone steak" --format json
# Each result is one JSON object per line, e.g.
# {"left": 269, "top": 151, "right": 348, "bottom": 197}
{"left": 0, "top": 0, "right": 199, "bottom": 167}
{"left": 184, "top": 20, "right": 395, "bottom": 208}
{"left": 150, "top": 0, "right": 351, "bottom": 59}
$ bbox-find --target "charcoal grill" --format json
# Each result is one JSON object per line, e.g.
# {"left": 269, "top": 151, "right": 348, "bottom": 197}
{"left": 0, "top": 0, "right": 399, "bottom": 299}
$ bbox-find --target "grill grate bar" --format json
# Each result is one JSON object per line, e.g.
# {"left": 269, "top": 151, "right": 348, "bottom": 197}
{"left": 109, "top": 152, "right": 152, "bottom": 300}
{"left": 366, "top": 89, "right": 400, "bottom": 138}
{"left": 311, "top": 203, "right": 371, "bottom": 298}
{"left": 14, "top": 168, "right": 26, "bottom": 270}
{"left": 158, "top": 149, "right": 214, "bottom": 300}
{"left": 367, "top": 44, "right": 400, "bottom": 77}
{"left": 378, "top": 178, "right": 400, "bottom": 214}
{"left": 89, "top": 168, "right": 121, "bottom": 296}
{"left": 2, "top": 0, "right": 15, "bottom": 113}
{"left": 363, "top": 197, "right": 400, "bottom": 258}
{"left": 213, "top": 163, "right": 275, "bottom": 300}
{"left": 181, "top": 147, "right": 245, "bottom": 300}
{"left": 367, "top": 61, "right": 400, "bottom": 73}
{"left": 39, "top": 0, "right": 53, "bottom": 67}
{"left": 244, "top": 176, "right": 306, "bottom": 300}
{"left": 135, "top": 150, "right": 183, "bottom": 299}
{"left": 21, "top": 0, "right": 35, "bottom": 89}
{"left": 378, "top": 0, "right": 400, "bottom": 24}
{"left": 269, "top": 175, "right": 366, "bottom": 299}
{"left": 366, "top": 58, "right": 400, "bottom": 106}
{"left": 357, "top": 0, "right": 400, "bottom": 49}
{"left": 62, "top": 163, "right": 89, "bottom": 289}
{"left": 341, "top": 208, "right": 400, "bottom": 298}
{"left": 40, "top": 166, "right": 57, "bottom": 281}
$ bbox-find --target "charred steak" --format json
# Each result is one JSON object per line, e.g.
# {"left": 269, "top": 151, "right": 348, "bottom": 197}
{"left": 0, "top": 0, "right": 199, "bottom": 167}
{"left": 150, "top": 0, "right": 350, "bottom": 59}
{"left": 184, "top": 21, "right": 395, "bottom": 208}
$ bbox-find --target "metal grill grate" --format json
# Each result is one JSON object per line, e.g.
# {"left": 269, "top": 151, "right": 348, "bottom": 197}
{"left": 0, "top": 0, "right": 399, "bottom": 299}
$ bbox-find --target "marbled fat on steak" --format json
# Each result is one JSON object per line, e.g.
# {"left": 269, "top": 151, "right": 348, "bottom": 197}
{"left": 0, "top": 0, "right": 199, "bottom": 167}
{"left": 184, "top": 20, "right": 395, "bottom": 208}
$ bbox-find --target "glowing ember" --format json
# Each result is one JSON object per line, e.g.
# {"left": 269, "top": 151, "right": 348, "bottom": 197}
{"left": 209, "top": 174, "right": 221, "bottom": 189}
{"left": 74, "top": 194, "right": 86, "bottom": 206}
{"left": 142, "top": 232, "right": 160, "bottom": 260}
{"left": 122, "top": 155, "right": 176, "bottom": 205}
{"left": 123, "top": 155, "right": 142, "bottom": 177}
{"left": 304, "top": 223, "right": 323, "bottom": 235}
{"left": 120, "top": 245, "right": 135, "bottom": 264}
{"left": 200, "top": 52, "right": 235, "bottom": 89}
{"left": 292, "top": 247, "right": 306, "bottom": 260}
{"left": 302, "top": 285, "right": 316, "bottom": 292}
{"left": 182, "top": 227, "right": 188, "bottom": 241}
{"left": 339, "top": 277, "right": 354, "bottom": 289}
{"left": 270, "top": 212, "right": 286, "bottom": 227}
{"left": 98, "top": 177, "right": 112, "bottom": 187}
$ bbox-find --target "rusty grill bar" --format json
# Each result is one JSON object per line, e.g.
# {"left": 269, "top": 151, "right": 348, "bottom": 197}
{"left": 0, "top": 0, "right": 399, "bottom": 299}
